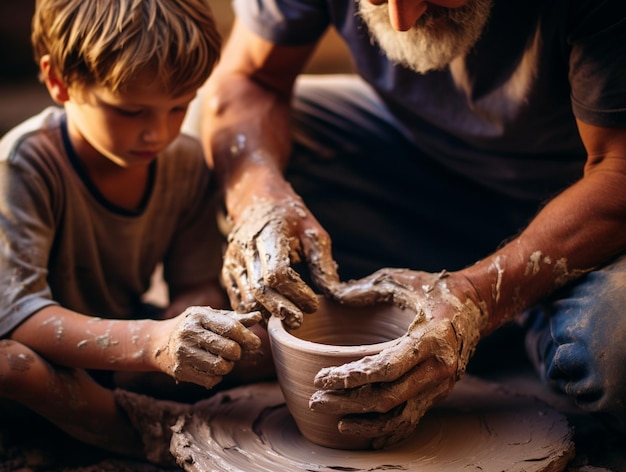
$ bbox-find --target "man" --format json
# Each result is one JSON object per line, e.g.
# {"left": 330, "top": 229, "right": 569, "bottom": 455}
{"left": 198, "top": 0, "right": 626, "bottom": 447}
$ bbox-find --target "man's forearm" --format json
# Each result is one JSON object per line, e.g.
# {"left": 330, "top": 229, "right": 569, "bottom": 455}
{"left": 463, "top": 168, "right": 626, "bottom": 333}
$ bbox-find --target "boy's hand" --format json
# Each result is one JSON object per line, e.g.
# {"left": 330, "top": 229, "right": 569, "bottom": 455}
{"left": 154, "top": 306, "right": 262, "bottom": 389}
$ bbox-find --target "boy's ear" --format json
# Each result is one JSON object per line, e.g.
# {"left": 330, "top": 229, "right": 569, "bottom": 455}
{"left": 40, "top": 55, "right": 70, "bottom": 103}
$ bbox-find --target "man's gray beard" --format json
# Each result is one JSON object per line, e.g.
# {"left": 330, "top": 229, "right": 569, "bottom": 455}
{"left": 358, "top": 0, "right": 493, "bottom": 74}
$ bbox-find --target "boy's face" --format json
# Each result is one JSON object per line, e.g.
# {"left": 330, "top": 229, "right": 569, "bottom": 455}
{"left": 64, "top": 73, "right": 197, "bottom": 169}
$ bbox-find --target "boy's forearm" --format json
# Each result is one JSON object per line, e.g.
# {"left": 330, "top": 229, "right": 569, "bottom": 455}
{"left": 10, "top": 305, "right": 163, "bottom": 371}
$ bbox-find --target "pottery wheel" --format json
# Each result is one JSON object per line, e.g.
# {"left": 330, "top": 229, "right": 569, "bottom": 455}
{"left": 170, "top": 376, "right": 574, "bottom": 472}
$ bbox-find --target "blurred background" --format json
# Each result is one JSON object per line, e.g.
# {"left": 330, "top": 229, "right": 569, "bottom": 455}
{"left": 0, "top": 1, "right": 353, "bottom": 135}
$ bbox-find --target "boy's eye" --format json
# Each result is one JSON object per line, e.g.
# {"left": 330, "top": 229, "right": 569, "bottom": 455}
{"left": 115, "top": 107, "right": 143, "bottom": 117}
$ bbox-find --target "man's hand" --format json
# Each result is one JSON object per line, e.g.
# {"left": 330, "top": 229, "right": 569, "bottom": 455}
{"left": 153, "top": 306, "right": 263, "bottom": 389}
{"left": 310, "top": 268, "right": 488, "bottom": 448}
{"left": 221, "top": 199, "right": 340, "bottom": 328}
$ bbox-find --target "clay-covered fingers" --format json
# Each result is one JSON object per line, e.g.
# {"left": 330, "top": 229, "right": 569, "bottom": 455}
{"left": 338, "top": 379, "right": 453, "bottom": 449}
{"left": 313, "top": 319, "right": 455, "bottom": 390}
{"left": 221, "top": 242, "right": 263, "bottom": 314}
{"left": 160, "top": 307, "right": 263, "bottom": 388}
{"left": 310, "top": 345, "right": 454, "bottom": 414}
{"left": 170, "top": 339, "right": 235, "bottom": 389}
{"left": 310, "top": 344, "right": 457, "bottom": 449}
{"left": 245, "top": 220, "right": 314, "bottom": 328}
{"left": 302, "top": 226, "right": 341, "bottom": 295}
{"left": 230, "top": 310, "right": 265, "bottom": 328}
{"left": 230, "top": 311, "right": 266, "bottom": 359}
{"left": 222, "top": 203, "right": 320, "bottom": 328}
{"left": 255, "top": 220, "right": 319, "bottom": 313}
{"left": 180, "top": 306, "right": 262, "bottom": 358}
{"left": 329, "top": 268, "right": 418, "bottom": 309}
{"left": 313, "top": 335, "right": 418, "bottom": 390}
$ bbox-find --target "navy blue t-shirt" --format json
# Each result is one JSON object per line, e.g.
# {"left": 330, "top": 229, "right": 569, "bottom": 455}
{"left": 233, "top": 0, "right": 626, "bottom": 200}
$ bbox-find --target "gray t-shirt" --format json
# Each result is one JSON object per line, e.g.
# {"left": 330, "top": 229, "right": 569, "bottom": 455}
{"left": 0, "top": 107, "right": 222, "bottom": 336}
{"left": 234, "top": 0, "right": 626, "bottom": 200}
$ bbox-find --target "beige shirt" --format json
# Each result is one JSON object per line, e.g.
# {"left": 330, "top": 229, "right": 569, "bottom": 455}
{"left": 0, "top": 107, "right": 222, "bottom": 335}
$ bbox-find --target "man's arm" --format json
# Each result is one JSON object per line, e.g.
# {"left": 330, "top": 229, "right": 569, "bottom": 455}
{"left": 200, "top": 19, "right": 315, "bottom": 218}
{"left": 312, "top": 120, "right": 626, "bottom": 448}
{"left": 464, "top": 120, "right": 626, "bottom": 333}
{"left": 200, "top": 20, "right": 341, "bottom": 324}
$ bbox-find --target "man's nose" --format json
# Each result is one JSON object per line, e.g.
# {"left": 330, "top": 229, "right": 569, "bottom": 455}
{"left": 386, "top": 0, "right": 428, "bottom": 31}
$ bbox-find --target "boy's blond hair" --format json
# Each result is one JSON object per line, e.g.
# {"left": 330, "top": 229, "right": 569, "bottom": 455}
{"left": 31, "top": 0, "right": 221, "bottom": 96}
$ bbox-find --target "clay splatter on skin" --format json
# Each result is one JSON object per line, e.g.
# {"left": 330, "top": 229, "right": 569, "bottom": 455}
{"left": 288, "top": 200, "right": 307, "bottom": 219}
{"left": 41, "top": 316, "right": 64, "bottom": 340}
{"left": 7, "top": 351, "right": 34, "bottom": 372}
{"left": 129, "top": 321, "right": 142, "bottom": 345}
{"left": 131, "top": 349, "right": 146, "bottom": 360}
{"left": 96, "top": 335, "right": 112, "bottom": 349}
{"left": 229, "top": 134, "right": 246, "bottom": 155}
{"left": 526, "top": 251, "right": 544, "bottom": 276}
{"left": 553, "top": 257, "right": 588, "bottom": 287}
{"left": 488, "top": 256, "right": 504, "bottom": 303}
{"left": 95, "top": 323, "right": 119, "bottom": 349}
{"left": 522, "top": 251, "right": 589, "bottom": 289}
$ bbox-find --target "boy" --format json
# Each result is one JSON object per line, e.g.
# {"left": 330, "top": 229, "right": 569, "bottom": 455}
{"left": 0, "top": 0, "right": 265, "bottom": 463}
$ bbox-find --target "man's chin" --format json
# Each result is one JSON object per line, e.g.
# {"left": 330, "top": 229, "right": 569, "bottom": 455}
{"left": 358, "top": 0, "right": 492, "bottom": 74}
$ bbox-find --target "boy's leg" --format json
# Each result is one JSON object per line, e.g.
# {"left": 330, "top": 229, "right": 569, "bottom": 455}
{"left": 0, "top": 339, "right": 151, "bottom": 459}
{"left": 523, "top": 254, "right": 626, "bottom": 431}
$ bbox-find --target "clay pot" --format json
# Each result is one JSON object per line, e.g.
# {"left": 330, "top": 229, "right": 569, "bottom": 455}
{"left": 267, "top": 296, "right": 414, "bottom": 450}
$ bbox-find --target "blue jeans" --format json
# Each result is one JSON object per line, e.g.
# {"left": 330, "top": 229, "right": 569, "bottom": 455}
{"left": 286, "top": 75, "right": 626, "bottom": 430}
{"left": 523, "top": 255, "right": 626, "bottom": 431}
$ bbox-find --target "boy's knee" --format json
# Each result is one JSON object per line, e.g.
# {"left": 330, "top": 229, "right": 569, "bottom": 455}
{"left": 0, "top": 339, "right": 46, "bottom": 398}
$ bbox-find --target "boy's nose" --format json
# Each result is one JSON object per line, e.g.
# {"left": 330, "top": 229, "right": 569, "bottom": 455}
{"left": 142, "top": 117, "right": 169, "bottom": 143}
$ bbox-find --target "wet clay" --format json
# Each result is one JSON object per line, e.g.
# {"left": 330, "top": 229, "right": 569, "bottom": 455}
{"left": 170, "top": 376, "right": 574, "bottom": 472}
{"left": 267, "top": 298, "right": 414, "bottom": 449}
{"left": 115, "top": 388, "right": 192, "bottom": 466}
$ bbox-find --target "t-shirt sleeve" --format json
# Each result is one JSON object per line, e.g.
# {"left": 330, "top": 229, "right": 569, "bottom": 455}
{"left": 232, "top": 0, "right": 329, "bottom": 45}
{"left": 567, "top": 0, "right": 626, "bottom": 126}
{"left": 0, "top": 146, "right": 58, "bottom": 337}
